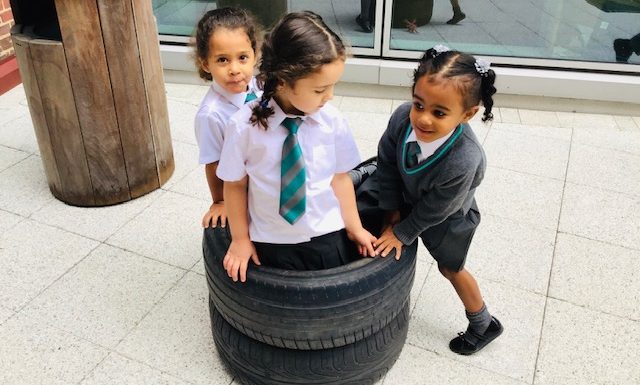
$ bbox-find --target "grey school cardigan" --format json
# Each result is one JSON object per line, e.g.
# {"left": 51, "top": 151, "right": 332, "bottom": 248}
{"left": 377, "top": 102, "right": 486, "bottom": 246}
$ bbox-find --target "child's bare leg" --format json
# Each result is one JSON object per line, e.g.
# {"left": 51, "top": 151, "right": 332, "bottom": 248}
{"left": 438, "top": 263, "right": 502, "bottom": 355}
{"left": 438, "top": 265, "right": 484, "bottom": 312}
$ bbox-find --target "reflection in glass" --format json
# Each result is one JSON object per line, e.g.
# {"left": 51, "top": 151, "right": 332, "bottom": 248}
{"left": 153, "top": 0, "right": 375, "bottom": 49}
{"left": 389, "top": 0, "right": 640, "bottom": 64}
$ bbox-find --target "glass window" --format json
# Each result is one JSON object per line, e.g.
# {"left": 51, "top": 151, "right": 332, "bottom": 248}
{"left": 153, "top": 0, "right": 375, "bottom": 49}
{"left": 387, "top": 0, "right": 640, "bottom": 65}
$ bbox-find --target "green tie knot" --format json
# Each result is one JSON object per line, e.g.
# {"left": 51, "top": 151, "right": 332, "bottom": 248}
{"left": 282, "top": 117, "right": 302, "bottom": 135}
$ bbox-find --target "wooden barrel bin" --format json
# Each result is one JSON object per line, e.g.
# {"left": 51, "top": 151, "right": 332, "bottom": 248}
{"left": 10, "top": 0, "right": 174, "bottom": 206}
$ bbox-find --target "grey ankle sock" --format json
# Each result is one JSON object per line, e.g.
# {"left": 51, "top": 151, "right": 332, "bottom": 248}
{"left": 466, "top": 303, "right": 492, "bottom": 335}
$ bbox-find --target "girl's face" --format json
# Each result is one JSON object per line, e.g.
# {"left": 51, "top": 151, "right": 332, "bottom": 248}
{"left": 275, "top": 59, "right": 345, "bottom": 115}
{"left": 201, "top": 27, "right": 256, "bottom": 94}
{"left": 410, "top": 75, "right": 478, "bottom": 143}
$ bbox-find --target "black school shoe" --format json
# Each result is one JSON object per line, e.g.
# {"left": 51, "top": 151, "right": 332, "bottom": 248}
{"left": 449, "top": 316, "right": 503, "bottom": 355}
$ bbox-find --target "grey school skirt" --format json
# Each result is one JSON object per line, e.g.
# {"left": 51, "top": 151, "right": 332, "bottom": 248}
{"left": 419, "top": 200, "right": 481, "bottom": 272}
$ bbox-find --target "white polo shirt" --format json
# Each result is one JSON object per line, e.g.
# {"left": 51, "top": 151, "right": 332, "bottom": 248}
{"left": 217, "top": 100, "right": 361, "bottom": 244}
{"left": 194, "top": 78, "right": 261, "bottom": 164}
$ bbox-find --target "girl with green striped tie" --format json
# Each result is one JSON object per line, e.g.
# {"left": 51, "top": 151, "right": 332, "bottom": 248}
{"left": 217, "top": 11, "right": 376, "bottom": 283}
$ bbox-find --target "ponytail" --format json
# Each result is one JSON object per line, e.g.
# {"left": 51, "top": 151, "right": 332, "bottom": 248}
{"left": 479, "top": 69, "right": 496, "bottom": 122}
{"left": 251, "top": 76, "right": 278, "bottom": 129}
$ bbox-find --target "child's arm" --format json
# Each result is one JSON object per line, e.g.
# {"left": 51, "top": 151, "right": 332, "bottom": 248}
{"left": 331, "top": 173, "right": 377, "bottom": 257}
{"left": 223, "top": 176, "right": 260, "bottom": 282}
{"left": 202, "top": 162, "right": 227, "bottom": 228}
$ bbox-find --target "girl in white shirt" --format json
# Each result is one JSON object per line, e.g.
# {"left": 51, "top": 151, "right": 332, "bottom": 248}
{"left": 218, "top": 11, "right": 376, "bottom": 282}
{"left": 193, "top": 7, "right": 261, "bottom": 228}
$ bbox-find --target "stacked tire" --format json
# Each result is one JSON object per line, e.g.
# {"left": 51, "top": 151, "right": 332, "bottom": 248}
{"left": 203, "top": 226, "right": 417, "bottom": 385}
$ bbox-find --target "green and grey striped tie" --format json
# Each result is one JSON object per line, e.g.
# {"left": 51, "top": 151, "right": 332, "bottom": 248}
{"left": 406, "top": 141, "right": 421, "bottom": 167}
{"left": 244, "top": 92, "right": 257, "bottom": 103}
{"left": 279, "top": 117, "right": 306, "bottom": 224}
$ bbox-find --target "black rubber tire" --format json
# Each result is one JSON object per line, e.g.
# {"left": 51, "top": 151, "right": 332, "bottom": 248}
{"left": 203, "top": 226, "right": 417, "bottom": 350}
{"left": 210, "top": 298, "right": 409, "bottom": 385}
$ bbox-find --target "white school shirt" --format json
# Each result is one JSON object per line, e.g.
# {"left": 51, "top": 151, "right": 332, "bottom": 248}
{"left": 194, "top": 77, "right": 261, "bottom": 164}
{"left": 217, "top": 100, "right": 361, "bottom": 244}
{"left": 406, "top": 129, "right": 454, "bottom": 161}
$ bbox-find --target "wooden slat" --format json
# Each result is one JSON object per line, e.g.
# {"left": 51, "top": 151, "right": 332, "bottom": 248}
{"left": 97, "top": 0, "right": 159, "bottom": 198}
{"left": 54, "top": 0, "right": 130, "bottom": 205}
{"left": 29, "top": 38, "right": 95, "bottom": 206}
{"left": 130, "top": 0, "right": 175, "bottom": 186}
{"left": 11, "top": 34, "right": 65, "bottom": 202}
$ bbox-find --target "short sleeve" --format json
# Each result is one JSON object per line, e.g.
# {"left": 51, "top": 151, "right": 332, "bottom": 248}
{"left": 194, "top": 110, "right": 224, "bottom": 164}
{"left": 217, "top": 118, "right": 249, "bottom": 182}
{"left": 333, "top": 114, "right": 361, "bottom": 173}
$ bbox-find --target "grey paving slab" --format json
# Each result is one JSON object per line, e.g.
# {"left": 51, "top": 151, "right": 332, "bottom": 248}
{"left": 0, "top": 105, "right": 29, "bottom": 126}
{"left": 613, "top": 115, "right": 639, "bottom": 131}
{"left": 343, "top": 111, "right": 391, "bottom": 143}
{"left": 191, "top": 257, "right": 206, "bottom": 276}
{"left": 499, "top": 108, "right": 521, "bottom": 124}
{"left": 340, "top": 96, "right": 393, "bottom": 114}
{"left": 550, "top": 233, "right": 640, "bottom": 320}
{"left": 165, "top": 83, "right": 209, "bottom": 106}
{"left": 483, "top": 129, "right": 570, "bottom": 180}
{"left": 384, "top": 344, "right": 526, "bottom": 385}
{"left": 0, "top": 220, "right": 99, "bottom": 311}
{"left": 490, "top": 122, "right": 572, "bottom": 142}
{"left": 408, "top": 274, "right": 545, "bottom": 383}
{"left": 30, "top": 189, "right": 164, "bottom": 241}
{"left": 409, "top": 256, "right": 433, "bottom": 315}
{"left": 0, "top": 305, "right": 14, "bottom": 325}
{"left": 167, "top": 99, "right": 199, "bottom": 146}
{"left": 467, "top": 213, "right": 556, "bottom": 295}
{"left": 80, "top": 352, "right": 190, "bottom": 385}
{"left": 0, "top": 84, "right": 27, "bottom": 108}
{"left": 21, "top": 243, "right": 185, "bottom": 348}
{"left": 0, "top": 313, "right": 108, "bottom": 385}
{"left": 467, "top": 120, "right": 491, "bottom": 144}
{"left": 162, "top": 140, "right": 200, "bottom": 190}
{"left": 116, "top": 272, "right": 233, "bottom": 385}
{"left": 567, "top": 143, "right": 640, "bottom": 196}
{"left": 557, "top": 112, "right": 618, "bottom": 129}
{"left": 355, "top": 138, "right": 379, "bottom": 160}
{"left": 535, "top": 298, "right": 640, "bottom": 385}
{"left": 475, "top": 167, "right": 564, "bottom": 230}
{"left": 0, "top": 209, "right": 23, "bottom": 234}
{"left": 392, "top": 99, "right": 409, "bottom": 112}
{"left": 168, "top": 164, "right": 210, "bottom": 202}
{"left": 518, "top": 109, "right": 562, "bottom": 127}
{"left": 107, "top": 191, "right": 209, "bottom": 269}
{"left": 0, "top": 145, "right": 29, "bottom": 173}
{"left": 559, "top": 182, "right": 640, "bottom": 250}
{"left": 0, "top": 155, "right": 53, "bottom": 217}
{"left": 571, "top": 124, "right": 640, "bottom": 156}
{"left": 0, "top": 112, "right": 40, "bottom": 154}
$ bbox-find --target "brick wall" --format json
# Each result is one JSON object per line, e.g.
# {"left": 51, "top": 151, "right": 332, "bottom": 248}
{"left": 0, "top": 0, "right": 14, "bottom": 62}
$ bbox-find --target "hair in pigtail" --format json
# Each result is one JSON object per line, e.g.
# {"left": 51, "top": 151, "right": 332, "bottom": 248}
{"left": 251, "top": 76, "right": 278, "bottom": 128}
{"left": 479, "top": 69, "right": 497, "bottom": 122}
{"left": 250, "top": 11, "right": 346, "bottom": 129}
{"left": 412, "top": 45, "right": 498, "bottom": 122}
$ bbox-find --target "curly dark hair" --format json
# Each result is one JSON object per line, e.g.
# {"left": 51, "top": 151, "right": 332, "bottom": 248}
{"left": 413, "top": 47, "right": 497, "bottom": 122}
{"left": 193, "top": 7, "right": 259, "bottom": 81}
{"left": 251, "top": 11, "right": 346, "bottom": 129}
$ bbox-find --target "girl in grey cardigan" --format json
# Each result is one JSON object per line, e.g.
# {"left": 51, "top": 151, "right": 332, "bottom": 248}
{"left": 374, "top": 46, "right": 501, "bottom": 355}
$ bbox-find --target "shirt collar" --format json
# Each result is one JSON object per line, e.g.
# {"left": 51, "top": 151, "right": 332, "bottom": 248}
{"left": 407, "top": 128, "right": 455, "bottom": 158}
{"left": 268, "top": 99, "right": 322, "bottom": 129}
{"left": 211, "top": 78, "right": 257, "bottom": 109}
